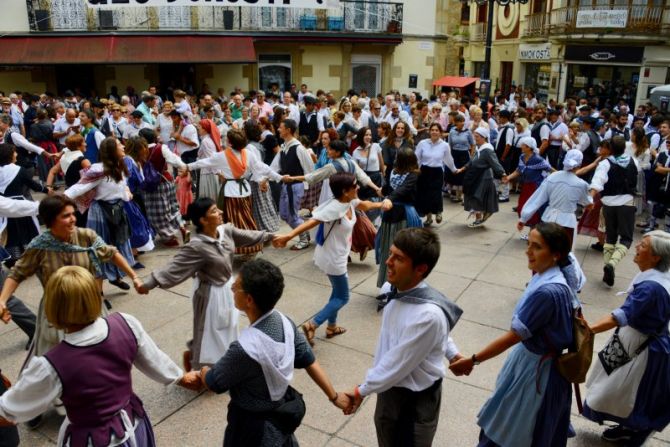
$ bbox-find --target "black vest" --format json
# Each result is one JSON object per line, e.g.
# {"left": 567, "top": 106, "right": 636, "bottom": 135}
{"left": 531, "top": 121, "right": 550, "bottom": 147}
{"left": 610, "top": 126, "right": 630, "bottom": 142}
{"left": 279, "top": 143, "right": 304, "bottom": 176}
{"left": 495, "top": 124, "right": 513, "bottom": 158}
{"left": 4, "top": 132, "right": 36, "bottom": 169}
{"left": 601, "top": 159, "right": 637, "bottom": 197}
{"left": 299, "top": 112, "right": 319, "bottom": 146}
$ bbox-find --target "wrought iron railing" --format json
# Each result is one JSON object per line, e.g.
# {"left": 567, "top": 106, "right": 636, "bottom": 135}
{"left": 27, "top": 0, "right": 403, "bottom": 34}
{"left": 521, "top": 4, "right": 670, "bottom": 38}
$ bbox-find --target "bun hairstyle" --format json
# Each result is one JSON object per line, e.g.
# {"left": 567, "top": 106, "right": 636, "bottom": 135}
{"left": 187, "top": 197, "right": 216, "bottom": 233}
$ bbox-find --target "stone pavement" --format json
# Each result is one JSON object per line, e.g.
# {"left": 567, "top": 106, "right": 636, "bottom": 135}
{"left": 2, "top": 197, "right": 669, "bottom": 446}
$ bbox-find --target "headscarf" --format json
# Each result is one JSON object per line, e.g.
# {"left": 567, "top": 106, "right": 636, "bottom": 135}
{"left": 474, "top": 127, "right": 490, "bottom": 140}
{"left": 563, "top": 149, "right": 583, "bottom": 171}
{"left": 200, "top": 119, "right": 222, "bottom": 152}
{"left": 519, "top": 136, "right": 539, "bottom": 154}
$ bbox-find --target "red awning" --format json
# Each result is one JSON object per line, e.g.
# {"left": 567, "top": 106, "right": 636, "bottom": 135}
{"left": 0, "top": 35, "right": 256, "bottom": 64}
{"left": 432, "top": 76, "right": 480, "bottom": 88}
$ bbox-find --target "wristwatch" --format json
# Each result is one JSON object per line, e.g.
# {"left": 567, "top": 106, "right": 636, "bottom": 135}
{"left": 471, "top": 354, "right": 481, "bottom": 366}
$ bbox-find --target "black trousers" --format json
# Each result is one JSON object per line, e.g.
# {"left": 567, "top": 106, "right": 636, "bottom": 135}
{"left": 1, "top": 269, "right": 35, "bottom": 341}
{"left": 602, "top": 204, "right": 636, "bottom": 248}
{"left": 374, "top": 379, "right": 442, "bottom": 447}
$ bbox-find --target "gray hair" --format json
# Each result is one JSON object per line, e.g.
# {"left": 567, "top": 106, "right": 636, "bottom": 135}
{"left": 646, "top": 230, "right": 670, "bottom": 272}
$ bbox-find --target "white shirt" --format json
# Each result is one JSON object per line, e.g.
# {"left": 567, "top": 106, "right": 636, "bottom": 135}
{"left": 285, "top": 103, "right": 300, "bottom": 123}
{"left": 563, "top": 132, "right": 590, "bottom": 153}
{"left": 415, "top": 138, "right": 456, "bottom": 172}
{"left": 64, "top": 163, "right": 130, "bottom": 202}
{"left": 359, "top": 282, "right": 459, "bottom": 396}
{"left": 53, "top": 117, "right": 80, "bottom": 146}
{"left": 353, "top": 144, "right": 383, "bottom": 172}
{"left": 0, "top": 314, "right": 182, "bottom": 424}
{"left": 110, "top": 117, "right": 128, "bottom": 140}
{"left": 182, "top": 148, "right": 282, "bottom": 198}
{"left": 384, "top": 112, "right": 418, "bottom": 136}
{"left": 175, "top": 123, "right": 199, "bottom": 155}
{"left": 312, "top": 199, "right": 358, "bottom": 276}
{"left": 520, "top": 170, "right": 592, "bottom": 228}
{"left": 548, "top": 121, "right": 568, "bottom": 147}
{"left": 590, "top": 157, "right": 635, "bottom": 206}
{"left": 60, "top": 149, "right": 84, "bottom": 175}
{"left": 122, "top": 121, "right": 151, "bottom": 141}
{"left": 7, "top": 132, "right": 44, "bottom": 155}
{"left": 156, "top": 114, "right": 173, "bottom": 145}
{"left": 270, "top": 138, "right": 315, "bottom": 180}
{"left": 0, "top": 195, "right": 38, "bottom": 217}
{"left": 197, "top": 135, "right": 221, "bottom": 175}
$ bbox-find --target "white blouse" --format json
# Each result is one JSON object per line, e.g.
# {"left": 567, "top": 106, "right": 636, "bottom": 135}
{"left": 0, "top": 313, "right": 182, "bottom": 424}
{"left": 197, "top": 135, "right": 221, "bottom": 175}
{"left": 415, "top": 138, "right": 457, "bottom": 172}
{"left": 353, "top": 144, "right": 383, "bottom": 172}
{"left": 64, "top": 163, "right": 130, "bottom": 202}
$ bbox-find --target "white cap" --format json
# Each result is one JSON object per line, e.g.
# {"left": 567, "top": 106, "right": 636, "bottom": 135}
{"left": 474, "top": 127, "right": 490, "bottom": 140}
{"left": 563, "top": 149, "right": 583, "bottom": 170}
{"left": 519, "top": 136, "right": 537, "bottom": 152}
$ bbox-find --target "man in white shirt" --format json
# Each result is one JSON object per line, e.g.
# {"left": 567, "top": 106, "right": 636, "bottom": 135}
{"left": 270, "top": 119, "right": 315, "bottom": 250}
{"left": 547, "top": 109, "right": 568, "bottom": 169}
{"left": 53, "top": 109, "right": 81, "bottom": 147}
{"left": 122, "top": 111, "right": 152, "bottom": 142}
{"left": 169, "top": 110, "right": 199, "bottom": 163}
{"left": 282, "top": 92, "right": 300, "bottom": 123}
{"left": 342, "top": 228, "right": 462, "bottom": 446}
{"left": 297, "top": 84, "right": 311, "bottom": 104}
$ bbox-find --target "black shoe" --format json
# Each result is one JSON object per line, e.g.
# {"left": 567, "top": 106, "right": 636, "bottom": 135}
{"left": 512, "top": 206, "right": 518, "bottom": 212}
{"left": 26, "top": 415, "right": 43, "bottom": 430}
{"left": 602, "top": 425, "right": 635, "bottom": 442}
{"left": 591, "top": 243, "right": 604, "bottom": 252}
{"left": 603, "top": 264, "right": 615, "bottom": 287}
{"left": 498, "top": 197, "right": 510, "bottom": 203}
{"left": 109, "top": 279, "right": 130, "bottom": 290}
{"left": 132, "top": 262, "right": 145, "bottom": 270}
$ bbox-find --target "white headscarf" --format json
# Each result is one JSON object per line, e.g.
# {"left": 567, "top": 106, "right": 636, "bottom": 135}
{"left": 563, "top": 149, "right": 583, "bottom": 171}
{"left": 519, "top": 136, "right": 538, "bottom": 154}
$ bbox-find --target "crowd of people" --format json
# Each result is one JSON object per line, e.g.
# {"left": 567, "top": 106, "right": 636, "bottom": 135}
{"left": 0, "top": 81, "right": 667, "bottom": 447}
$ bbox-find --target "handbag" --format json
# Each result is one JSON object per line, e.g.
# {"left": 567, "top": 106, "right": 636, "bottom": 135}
{"left": 598, "top": 327, "right": 652, "bottom": 375}
{"left": 555, "top": 306, "right": 594, "bottom": 384}
{"left": 268, "top": 386, "right": 306, "bottom": 434}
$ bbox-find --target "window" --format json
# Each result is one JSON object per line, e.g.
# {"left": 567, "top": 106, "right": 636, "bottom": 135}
{"left": 258, "top": 55, "right": 292, "bottom": 92}
{"left": 351, "top": 55, "right": 381, "bottom": 97}
{"left": 461, "top": 3, "right": 471, "bottom": 23}
{"left": 477, "top": 4, "right": 488, "bottom": 23}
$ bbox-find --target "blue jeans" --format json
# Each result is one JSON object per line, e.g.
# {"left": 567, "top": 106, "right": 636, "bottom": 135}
{"left": 313, "top": 273, "right": 350, "bottom": 326}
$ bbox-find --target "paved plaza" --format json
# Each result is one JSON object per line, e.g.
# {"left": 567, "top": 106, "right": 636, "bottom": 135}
{"left": 2, "top": 197, "right": 669, "bottom": 447}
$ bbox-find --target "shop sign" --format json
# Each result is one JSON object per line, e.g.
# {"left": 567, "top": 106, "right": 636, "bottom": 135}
{"left": 576, "top": 9, "right": 628, "bottom": 28}
{"left": 519, "top": 43, "right": 551, "bottom": 61}
{"left": 87, "top": 0, "right": 339, "bottom": 8}
{"left": 565, "top": 45, "right": 643, "bottom": 64}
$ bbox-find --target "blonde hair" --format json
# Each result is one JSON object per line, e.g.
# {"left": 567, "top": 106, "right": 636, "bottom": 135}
{"left": 44, "top": 266, "right": 102, "bottom": 330}
{"left": 515, "top": 118, "right": 530, "bottom": 131}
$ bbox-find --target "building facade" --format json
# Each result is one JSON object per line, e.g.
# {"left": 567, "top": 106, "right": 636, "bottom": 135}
{"left": 461, "top": 0, "right": 670, "bottom": 107}
{"left": 0, "top": 0, "right": 462, "bottom": 98}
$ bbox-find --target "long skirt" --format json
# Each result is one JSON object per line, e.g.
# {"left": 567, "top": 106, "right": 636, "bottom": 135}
{"left": 175, "top": 175, "right": 193, "bottom": 217}
{"left": 351, "top": 210, "right": 376, "bottom": 254}
{"left": 477, "top": 344, "right": 571, "bottom": 447}
{"left": 300, "top": 182, "right": 322, "bottom": 211}
{"left": 517, "top": 182, "right": 543, "bottom": 227}
{"left": 445, "top": 150, "right": 470, "bottom": 189}
{"left": 143, "top": 181, "right": 181, "bottom": 241}
{"left": 199, "top": 172, "right": 220, "bottom": 202}
{"left": 464, "top": 179, "right": 499, "bottom": 214}
{"left": 87, "top": 201, "right": 136, "bottom": 280}
{"left": 578, "top": 194, "right": 603, "bottom": 237}
{"left": 123, "top": 200, "right": 155, "bottom": 252}
{"left": 221, "top": 195, "right": 263, "bottom": 255}
{"left": 251, "top": 181, "right": 280, "bottom": 233}
{"left": 416, "top": 165, "right": 444, "bottom": 215}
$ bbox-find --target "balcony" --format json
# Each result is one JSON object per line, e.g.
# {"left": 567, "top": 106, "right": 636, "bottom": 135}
{"left": 469, "top": 22, "right": 487, "bottom": 42}
{"left": 522, "top": 4, "right": 670, "bottom": 40}
{"left": 28, "top": 0, "right": 403, "bottom": 35}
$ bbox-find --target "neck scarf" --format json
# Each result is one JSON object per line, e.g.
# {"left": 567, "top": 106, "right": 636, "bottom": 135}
{"left": 224, "top": 147, "right": 247, "bottom": 179}
{"left": 200, "top": 119, "right": 222, "bottom": 152}
{"left": 26, "top": 230, "right": 107, "bottom": 276}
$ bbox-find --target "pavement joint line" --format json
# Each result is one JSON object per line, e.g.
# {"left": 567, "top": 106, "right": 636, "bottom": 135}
{"left": 152, "top": 390, "right": 206, "bottom": 426}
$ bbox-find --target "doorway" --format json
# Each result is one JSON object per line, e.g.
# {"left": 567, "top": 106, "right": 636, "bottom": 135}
{"left": 159, "top": 63, "right": 196, "bottom": 100}
{"left": 55, "top": 65, "right": 95, "bottom": 97}
{"left": 500, "top": 61, "right": 514, "bottom": 95}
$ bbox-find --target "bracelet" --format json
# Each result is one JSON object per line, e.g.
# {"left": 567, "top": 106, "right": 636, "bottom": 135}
{"left": 329, "top": 392, "right": 338, "bottom": 403}
{"left": 354, "top": 385, "right": 362, "bottom": 400}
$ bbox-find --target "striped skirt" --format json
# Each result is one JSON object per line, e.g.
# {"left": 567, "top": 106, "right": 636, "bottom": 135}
{"left": 221, "top": 195, "right": 263, "bottom": 255}
{"left": 251, "top": 182, "right": 280, "bottom": 233}
{"left": 143, "top": 181, "right": 182, "bottom": 241}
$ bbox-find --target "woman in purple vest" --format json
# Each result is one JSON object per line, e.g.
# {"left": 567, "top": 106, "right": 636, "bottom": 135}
{"left": 0, "top": 266, "right": 196, "bottom": 447}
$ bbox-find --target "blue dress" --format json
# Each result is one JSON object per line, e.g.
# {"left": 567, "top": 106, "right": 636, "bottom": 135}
{"left": 478, "top": 267, "right": 574, "bottom": 447}
{"left": 583, "top": 279, "right": 670, "bottom": 432}
{"left": 123, "top": 157, "right": 154, "bottom": 251}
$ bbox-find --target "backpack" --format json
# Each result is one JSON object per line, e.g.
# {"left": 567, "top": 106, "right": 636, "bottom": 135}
{"left": 333, "top": 159, "right": 356, "bottom": 174}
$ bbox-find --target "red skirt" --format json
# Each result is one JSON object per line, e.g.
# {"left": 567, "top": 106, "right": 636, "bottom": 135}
{"left": 351, "top": 210, "right": 376, "bottom": 254}
{"left": 517, "top": 182, "right": 542, "bottom": 227}
{"left": 578, "top": 194, "right": 603, "bottom": 237}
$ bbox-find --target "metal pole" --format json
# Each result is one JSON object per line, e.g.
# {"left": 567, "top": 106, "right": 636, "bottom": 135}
{"left": 480, "top": 0, "right": 495, "bottom": 118}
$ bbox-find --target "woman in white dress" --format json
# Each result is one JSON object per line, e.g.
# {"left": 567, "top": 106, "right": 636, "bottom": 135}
{"left": 196, "top": 119, "right": 223, "bottom": 202}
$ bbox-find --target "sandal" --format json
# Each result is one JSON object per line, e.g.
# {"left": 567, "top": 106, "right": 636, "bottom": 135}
{"left": 325, "top": 325, "right": 347, "bottom": 339}
{"left": 302, "top": 321, "right": 317, "bottom": 347}
{"left": 291, "top": 240, "right": 310, "bottom": 251}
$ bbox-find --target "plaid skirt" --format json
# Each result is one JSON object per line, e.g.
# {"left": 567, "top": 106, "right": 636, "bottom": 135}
{"left": 251, "top": 182, "right": 280, "bottom": 233}
{"left": 144, "top": 180, "right": 181, "bottom": 240}
{"left": 221, "top": 195, "right": 263, "bottom": 255}
{"left": 300, "top": 182, "right": 322, "bottom": 210}
{"left": 87, "top": 200, "right": 136, "bottom": 280}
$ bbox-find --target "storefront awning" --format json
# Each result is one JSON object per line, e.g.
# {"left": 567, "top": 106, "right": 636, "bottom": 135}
{"left": 0, "top": 35, "right": 256, "bottom": 64}
{"left": 432, "top": 76, "right": 480, "bottom": 88}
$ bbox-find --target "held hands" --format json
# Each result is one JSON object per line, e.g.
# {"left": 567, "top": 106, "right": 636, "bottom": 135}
{"left": 501, "top": 175, "right": 509, "bottom": 184}
{"left": 282, "top": 175, "right": 294, "bottom": 184}
{"left": 331, "top": 392, "right": 353, "bottom": 412}
{"left": 178, "top": 370, "right": 204, "bottom": 392}
{"left": 449, "top": 356, "right": 474, "bottom": 377}
{"left": 259, "top": 180, "right": 269, "bottom": 192}
{"left": 516, "top": 221, "right": 525, "bottom": 232}
{"left": 0, "top": 302, "right": 11, "bottom": 324}
{"left": 134, "top": 279, "right": 149, "bottom": 295}
{"left": 342, "top": 387, "right": 364, "bottom": 415}
{"left": 381, "top": 199, "right": 393, "bottom": 211}
{"left": 272, "top": 234, "right": 291, "bottom": 248}
{"left": 375, "top": 187, "right": 384, "bottom": 198}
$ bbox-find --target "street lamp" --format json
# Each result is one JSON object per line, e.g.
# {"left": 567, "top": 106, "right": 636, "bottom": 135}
{"left": 460, "top": 0, "right": 529, "bottom": 115}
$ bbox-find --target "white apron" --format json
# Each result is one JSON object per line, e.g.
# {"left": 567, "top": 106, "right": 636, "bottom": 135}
{"left": 193, "top": 276, "right": 239, "bottom": 365}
